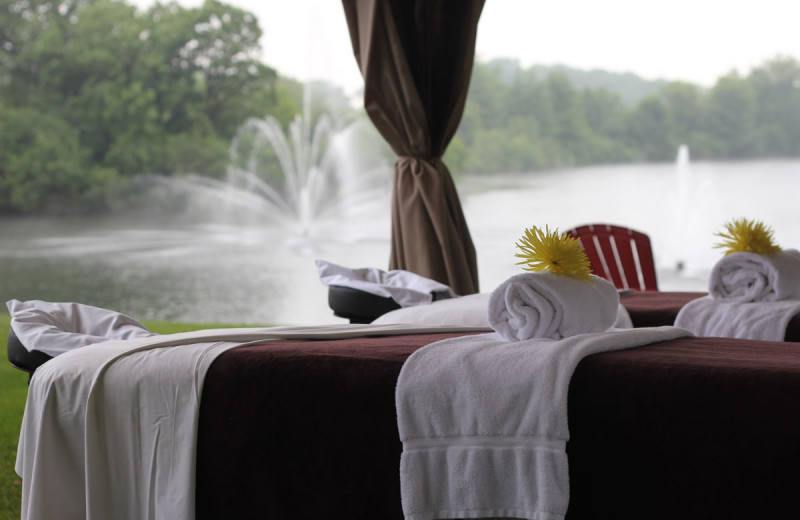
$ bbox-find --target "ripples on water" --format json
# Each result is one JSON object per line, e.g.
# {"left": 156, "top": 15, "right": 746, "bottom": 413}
{"left": 0, "top": 217, "right": 390, "bottom": 325}
{"left": 1, "top": 160, "right": 798, "bottom": 325}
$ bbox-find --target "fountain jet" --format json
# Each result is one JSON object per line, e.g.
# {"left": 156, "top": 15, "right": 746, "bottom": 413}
{"left": 152, "top": 88, "right": 392, "bottom": 244}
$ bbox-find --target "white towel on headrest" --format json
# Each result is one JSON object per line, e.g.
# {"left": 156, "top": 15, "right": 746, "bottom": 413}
{"left": 315, "top": 260, "right": 454, "bottom": 307}
{"left": 6, "top": 299, "right": 156, "bottom": 357}
{"left": 487, "top": 272, "right": 620, "bottom": 341}
{"left": 709, "top": 249, "right": 800, "bottom": 302}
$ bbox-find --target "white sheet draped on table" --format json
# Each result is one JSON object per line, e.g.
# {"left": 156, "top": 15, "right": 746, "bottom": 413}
{"left": 16, "top": 324, "right": 482, "bottom": 520}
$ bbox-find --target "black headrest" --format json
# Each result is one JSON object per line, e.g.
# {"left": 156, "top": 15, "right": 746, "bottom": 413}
{"left": 327, "top": 285, "right": 402, "bottom": 324}
{"left": 7, "top": 327, "right": 54, "bottom": 376}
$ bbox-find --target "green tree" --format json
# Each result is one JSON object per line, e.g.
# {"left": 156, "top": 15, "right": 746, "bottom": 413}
{"left": 159, "top": 0, "right": 277, "bottom": 139}
{"left": 626, "top": 95, "right": 674, "bottom": 161}
{"left": 0, "top": 0, "right": 282, "bottom": 211}
{"left": 748, "top": 57, "right": 800, "bottom": 156}
{"left": 508, "top": 69, "right": 558, "bottom": 168}
{"left": 704, "top": 72, "right": 758, "bottom": 158}
{"left": 457, "top": 60, "right": 636, "bottom": 173}
{"left": 658, "top": 81, "right": 712, "bottom": 158}
{"left": 544, "top": 71, "right": 595, "bottom": 166}
{"left": 462, "top": 59, "right": 511, "bottom": 143}
{"left": 0, "top": 105, "right": 98, "bottom": 213}
{"left": 579, "top": 87, "right": 633, "bottom": 163}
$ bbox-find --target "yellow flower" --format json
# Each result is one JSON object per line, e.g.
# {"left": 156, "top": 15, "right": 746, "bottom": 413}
{"left": 714, "top": 218, "right": 782, "bottom": 256}
{"left": 515, "top": 225, "right": 593, "bottom": 282}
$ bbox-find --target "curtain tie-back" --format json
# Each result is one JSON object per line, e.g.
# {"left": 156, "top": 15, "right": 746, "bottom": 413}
{"left": 396, "top": 156, "right": 442, "bottom": 166}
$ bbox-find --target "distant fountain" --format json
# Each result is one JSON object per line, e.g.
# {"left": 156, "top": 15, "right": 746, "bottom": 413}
{"left": 155, "top": 89, "right": 392, "bottom": 245}
{"left": 670, "top": 144, "right": 692, "bottom": 272}
{"left": 676, "top": 144, "right": 690, "bottom": 171}
{"left": 675, "top": 144, "right": 691, "bottom": 226}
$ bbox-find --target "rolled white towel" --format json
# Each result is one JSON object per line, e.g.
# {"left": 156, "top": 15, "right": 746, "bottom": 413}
{"left": 488, "top": 272, "right": 620, "bottom": 341}
{"left": 709, "top": 249, "right": 800, "bottom": 302}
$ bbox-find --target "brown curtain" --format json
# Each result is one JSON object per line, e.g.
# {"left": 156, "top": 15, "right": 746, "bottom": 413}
{"left": 342, "top": 0, "right": 484, "bottom": 296}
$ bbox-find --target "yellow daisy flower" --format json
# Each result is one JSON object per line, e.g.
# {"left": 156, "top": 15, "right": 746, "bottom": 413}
{"left": 515, "top": 225, "right": 593, "bottom": 282}
{"left": 714, "top": 218, "right": 782, "bottom": 256}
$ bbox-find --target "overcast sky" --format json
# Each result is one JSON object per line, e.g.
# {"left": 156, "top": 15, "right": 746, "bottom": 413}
{"left": 134, "top": 0, "right": 800, "bottom": 94}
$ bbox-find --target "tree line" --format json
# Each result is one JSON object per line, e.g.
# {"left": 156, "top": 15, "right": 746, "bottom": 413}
{"left": 446, "top": 56, "right": 800, "bottom": 174}
{"left": 1, "top": 0, "right": 799, "bottom": 215}
{"left": 0, "top": 0, "right": 312, "bottom": 214}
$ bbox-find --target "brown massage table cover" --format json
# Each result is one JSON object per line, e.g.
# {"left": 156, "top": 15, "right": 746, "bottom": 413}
{"left": 196, "top": 331, "right": 800, "bottom": 519}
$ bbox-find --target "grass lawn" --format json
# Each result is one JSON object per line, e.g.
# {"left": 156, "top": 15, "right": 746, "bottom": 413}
{"left": 0, "top": 314, "right": 26, "bottom": 520}
{"left": 0, "top": 313, "right": 257, "bottom": 520}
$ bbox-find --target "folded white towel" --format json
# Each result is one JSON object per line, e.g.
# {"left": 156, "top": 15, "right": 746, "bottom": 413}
{"left": 397, "top": 326, "right": 692, "bottom": 520}
{"left": 373, "top": 291, "right": 634, "bottom": 331}
{"left": 6, "top": 299, "right": 156, "bottom": 357}
{"left": 315, "top": 260, "right": 454, "bottom": 307}
{"left": 487, "top": 272, "right": 620, "bottom": 341}
{"left": 675, "top": 295, "right": 800, "bottom": 341}
{"left": 708, "top": 249, "right": 800, "bottom": 302}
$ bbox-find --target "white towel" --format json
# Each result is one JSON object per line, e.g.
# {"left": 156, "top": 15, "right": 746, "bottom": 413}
{"left": 396, "top": 326, "right": 692, "bottom": 520}
{"left": 6, "top": 299, "right": 156, "bottom": 357}
{"left": 315, "top": 260, "right": 454, "bottom": 306}
{"left": 675, "top": 295, "right": 800, "bottom": 341}
{"left": 708, "top": 249, "right": 800, "bottom": 302}
{"left": 373, "top": 291, "right": 634, "bottom": 331}
{"left": 487, "top": 272, "right": 620, "bottom": 341}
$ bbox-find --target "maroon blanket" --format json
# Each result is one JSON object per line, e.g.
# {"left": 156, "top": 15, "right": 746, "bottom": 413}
{"left": 620, "top": 290, "right": 705, "bottom": 327}
{"left": 196, "top": 331, "right": 800, "bottom": 519}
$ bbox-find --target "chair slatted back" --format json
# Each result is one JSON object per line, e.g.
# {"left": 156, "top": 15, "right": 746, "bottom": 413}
{"left": 566, "top": 224, "right": 658, "bottom": 291}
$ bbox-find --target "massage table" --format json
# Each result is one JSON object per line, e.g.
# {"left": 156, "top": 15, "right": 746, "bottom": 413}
{"left": 194, "top": 330, "right": 800, "bottom": 519}
{"left": 9, "top": 290, "right": 792, "bottom": 381}
{"left": 11, "top": 291, "right": 800, "bottom": 519}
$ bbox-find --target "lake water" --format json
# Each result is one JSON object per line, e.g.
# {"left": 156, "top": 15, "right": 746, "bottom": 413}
{"left": 2, "top": 159, "right": 798, "bottom": 325}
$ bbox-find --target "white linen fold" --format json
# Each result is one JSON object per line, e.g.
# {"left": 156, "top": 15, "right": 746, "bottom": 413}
{"left": 674, "top": 249, "right": 800, "bottom": 341}
{"left": 487, "top": 272, "right": 620, "bottom": 341}
{"left": 374, "top": 291, "right": 633, "bottom": 331}
{"left": 674, "top": 296, "right": 800, "bottom": 341}
{"left": 708, "top": 249, "right": 800, "bottom": 302}
{"left": 6, "top": 299, "right": 156, "bottom": 356}
{"left": 396, "top": 326, "right": 693, "bottom": 520}
{"left": 316, "top": 259, "right": 454, "bottom": 306}
{"left": 15, "top": 323, "right": 482, "bottom": 520}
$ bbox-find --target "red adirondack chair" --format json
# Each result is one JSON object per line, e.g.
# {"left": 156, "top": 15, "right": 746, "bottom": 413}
{"left": 565, "top": 224, "right": 658, "bottom": 291}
